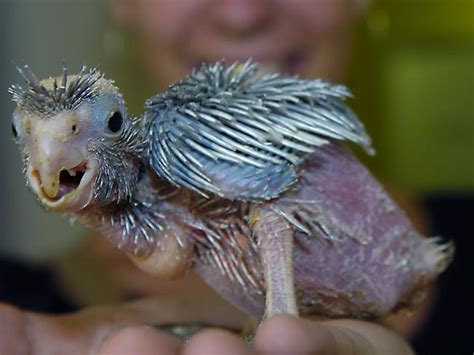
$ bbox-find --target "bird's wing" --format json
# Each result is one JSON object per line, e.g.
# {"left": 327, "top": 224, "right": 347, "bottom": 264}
{"left": 143, "top": 60, "right": 374, "bottom": 201}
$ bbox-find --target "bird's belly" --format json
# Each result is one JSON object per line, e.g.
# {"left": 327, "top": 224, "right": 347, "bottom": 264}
{"left": 195, "top": 231, "right": 440, "bottom": 319}
{"left": 195, "top": 143, "right": 448, "bottom": 318}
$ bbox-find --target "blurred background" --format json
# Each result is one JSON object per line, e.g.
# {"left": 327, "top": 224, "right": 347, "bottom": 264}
{"left": 0, "top": 0, "right": 472, "bottom": 353}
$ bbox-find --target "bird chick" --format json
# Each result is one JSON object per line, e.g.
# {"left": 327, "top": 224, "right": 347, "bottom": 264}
{"left": 10, "top": 61, "right": 453, "bottom": 319}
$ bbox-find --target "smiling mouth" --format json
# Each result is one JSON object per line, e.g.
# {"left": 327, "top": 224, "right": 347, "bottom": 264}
{"left": 189, "top": 50, "right": 309, "bottom": 75}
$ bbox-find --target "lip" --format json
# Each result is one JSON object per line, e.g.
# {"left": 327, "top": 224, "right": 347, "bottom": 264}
{"left": 27, "top": 159, "right": 98, "bottom": 212}
{"left": 187, "top": 49, "right": 309, "bottom": 75}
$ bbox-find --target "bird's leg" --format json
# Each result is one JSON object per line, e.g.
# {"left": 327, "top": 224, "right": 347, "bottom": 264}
{"left": 251, "top": 208, "right": 298, "bottom": 318}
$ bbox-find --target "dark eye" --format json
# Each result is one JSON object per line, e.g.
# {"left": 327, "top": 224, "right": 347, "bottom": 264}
{"left": 107, "top": 111, "right": 123, "bottom": 133}
{"left": 12, "top": 123, "right": 18, "bottom": 139}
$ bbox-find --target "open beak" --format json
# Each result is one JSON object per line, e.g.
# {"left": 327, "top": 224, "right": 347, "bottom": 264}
{"left": 25, "top": 112, "right": 99, "bottom": 212}
{"left": 27, "top": 159, "right": 98, "bottom": 212}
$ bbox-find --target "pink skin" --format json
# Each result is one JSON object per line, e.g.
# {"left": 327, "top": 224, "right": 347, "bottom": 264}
{"left": 195, "top": 143, "right": 450, "bottom": 318}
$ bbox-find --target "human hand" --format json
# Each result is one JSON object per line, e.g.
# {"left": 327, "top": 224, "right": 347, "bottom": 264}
{"left": 0, "top": 298, "right": 413, "bottom": 355}
{"left": 0, "top": 294, "right": 246, "bottom": 355}
{"left": 100, "top": 315, "right": 414, "bottom": 355}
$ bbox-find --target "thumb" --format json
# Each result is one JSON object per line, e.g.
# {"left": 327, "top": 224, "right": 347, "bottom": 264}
{"left": 255, "top": 315, "right": 414, "bottom": 355}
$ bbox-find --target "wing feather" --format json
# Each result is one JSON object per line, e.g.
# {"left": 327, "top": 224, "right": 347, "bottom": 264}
{"left": 143, "top": 60, "right": 374, "bottom": 201}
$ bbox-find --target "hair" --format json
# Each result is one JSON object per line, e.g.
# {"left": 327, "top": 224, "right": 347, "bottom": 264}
{"left": 9, "top": 65, "right": 104, "bottom": 116}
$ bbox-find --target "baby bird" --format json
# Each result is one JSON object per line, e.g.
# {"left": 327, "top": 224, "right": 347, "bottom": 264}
{"left": 10, "top": 61, "right": 452, "bottom": 319}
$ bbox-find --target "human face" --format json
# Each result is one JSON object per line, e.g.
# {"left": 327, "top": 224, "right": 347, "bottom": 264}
{"left": 111, "top": 0, "right": 366, "bottom": 86}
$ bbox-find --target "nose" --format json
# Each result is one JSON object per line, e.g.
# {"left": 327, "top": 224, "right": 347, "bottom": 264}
{"left": 211, "top": 0, "right": 271, "bottom": 37}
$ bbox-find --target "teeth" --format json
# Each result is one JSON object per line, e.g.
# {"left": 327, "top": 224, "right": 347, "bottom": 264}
{"left": 67, "top": 169, "right": 77, "bottom": 176}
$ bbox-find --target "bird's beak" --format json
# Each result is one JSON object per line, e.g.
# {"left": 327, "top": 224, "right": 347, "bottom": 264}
{"left": 25, "top": 112, "right": 98, "bottom": 212}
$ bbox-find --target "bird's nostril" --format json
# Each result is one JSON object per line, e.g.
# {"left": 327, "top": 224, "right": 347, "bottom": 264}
{"left": 72, "top": 124, "right": 77, "bottom": 133}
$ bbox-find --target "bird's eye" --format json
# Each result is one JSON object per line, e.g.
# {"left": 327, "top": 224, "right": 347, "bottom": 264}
{"left": 11, "top": 123, "right": 18, "bottom": 139}
{"left": 107, "top": 111, "right": 123, "bottom": 133}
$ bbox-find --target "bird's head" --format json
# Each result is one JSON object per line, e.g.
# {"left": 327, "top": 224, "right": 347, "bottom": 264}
{"left": 10, "top": 66, "right": 142, "bottom": 213}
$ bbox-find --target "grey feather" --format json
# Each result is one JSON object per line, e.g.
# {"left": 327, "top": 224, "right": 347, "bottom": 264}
{"left": 9, "top": 65, "right": 104, "bottom": 116}
{"left": 91, "top": 116, "right": 145, "bottom": 206}
{"left": 143, "top": 60, "right": 374, "bottom": 201}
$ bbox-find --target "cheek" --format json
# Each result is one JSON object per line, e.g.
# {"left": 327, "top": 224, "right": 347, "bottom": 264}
{"left": 136, "top": 0, "right": 206, "bottom": 46}
{"left": 281, "top": 0, "right": 353, "bottom": 36}
{"left": 282, "top": 0, "right": 355, "bottom": 80}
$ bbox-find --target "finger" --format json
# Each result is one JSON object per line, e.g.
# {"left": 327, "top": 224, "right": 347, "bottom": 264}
{"left": 256, "top": 314, "right": 342, "bottom": 354}
{"left": 183, "top": 329, "right": 252, "bottom": 355}
{"left": 327, "top": 319, "right": 414, "bottom": 355}
{"left": 255, "top": 315, "right": 413, "bottom": 355}
{"left": 0, "top": 297, "right": 247, "bottom": 355}
{"left": 0, "top": 303, "right": 30, "bottom": 355}
{"left": 98, "top": 326, "right": 181, "bottom": 355}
